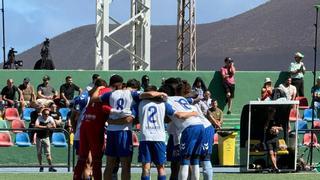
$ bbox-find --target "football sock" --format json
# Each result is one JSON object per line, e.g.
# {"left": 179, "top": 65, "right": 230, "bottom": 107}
{"left": 178, "top": 165, "right": 189, "bottom": 180}
{"left": 201, "top": 160, "right": 213, "bottom": 180}
{"left": 191, "top": 165, "right": 200, "bottom": 180}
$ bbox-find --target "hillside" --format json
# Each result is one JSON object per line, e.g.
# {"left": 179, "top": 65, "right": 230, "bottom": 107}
{"left": 15, "top": 0, "right": 319, "bottom": 70}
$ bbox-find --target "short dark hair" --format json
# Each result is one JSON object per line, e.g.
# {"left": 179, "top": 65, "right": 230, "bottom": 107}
{"left": 127, "top": 79, "right": 140, "bottom": 90}
{"left": 109, "top": 74, "right": 123, "bottom": 86}
{"left": 95, "top": 78, "right": 107, "bottom": 87}
{"left": 144, "top": 85, "right": 157, "bottom": 92}
{"left": 65, "top": 76, "right": 72, "bottom": 81}
{"left": 92, "top": 74, "right": 100, "bottom": 81}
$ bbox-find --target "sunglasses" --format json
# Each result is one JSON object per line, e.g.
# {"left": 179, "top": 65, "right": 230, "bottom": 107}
{"left": 43, "top": 113, "right": 50, "bottom": 116}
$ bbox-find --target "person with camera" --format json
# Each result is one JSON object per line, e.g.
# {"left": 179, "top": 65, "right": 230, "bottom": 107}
{"left": 3, "top": 48, "right": 23, "bottom": 69}
{"left": 220, "top": 57, "right": 236, "bottom": 114}
{"left": 34, "top": 38, "right": 55, "bottom": 70}
{"left": 289, "top": 52, "right": 305, "bottom": 97}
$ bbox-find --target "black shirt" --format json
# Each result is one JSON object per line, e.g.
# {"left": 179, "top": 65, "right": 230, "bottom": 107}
{"left": 265, "top": 119, "right": 281, "bottom": 140}
{"left": 34, "top": 59, "right": 55, "bottom": 70}
{"left": 60, "top": 83, "right": 80, "bottom": 100}
{"left": 1, "top": 86, "right": 19, "bottom": 100}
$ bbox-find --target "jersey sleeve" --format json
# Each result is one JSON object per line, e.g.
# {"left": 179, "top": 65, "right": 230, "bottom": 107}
{"left": 186, "top": 97, "right": 193, "bottom": 104}
{"left": 100, "top": 92, "right": 112, "bottom": 103}
{"left": 131, "top": 91, "right": 141, "bottom": 102}
{"left": 165, "top": 102, "right": 176, "bottom": 116}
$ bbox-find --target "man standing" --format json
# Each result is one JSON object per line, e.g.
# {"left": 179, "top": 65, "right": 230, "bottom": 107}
{"left": 289, "top": 52, "right": 305, "bottom": 97}
{"left": 220, "top": 57, "right": 236, "bottom": 114}
{"left": 1, "top": 79, "right": 23, "bottom": 108}
{"left": 35, "top": 108, "right": 57, "bottom": 172}
{"left": 60, "top": 76, "right": 82, "bottom": 107}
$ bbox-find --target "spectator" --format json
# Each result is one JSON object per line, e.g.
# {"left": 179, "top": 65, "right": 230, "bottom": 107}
{"left": 289, "top": 52, "right": 305, "bottom": 97}
{"left": 311, "top": 76, "right": 320, "bottom": 111}
{"left": 3, "top": 48, "right": 22, "bottom": 69}
{"left": 18, "top": 77, "right": 36, "bottom": 109}
{"left": 34, "top": 39, "right": 55, "bottom": 70}
{"left": 29, "top": 103, "right": 44, "bottom": 144}
{"left": 221, "top": 57, "right": 236, "bottom": 114}
{"left": 141, "top": 75, "right": 150, "bottom": 91}
{"left": 261, "top": 78, "right": 273, "bottom": 101}
{"left": 35, "top": 108, "right": 57, "bottom": 172}
{"left": 59, "top": 76, "right": 82, "bottom": 107}
{"left": 198, "top": 90, "right": 212, "bottom": 115}
{"left": 1, "top": 79, "right": 23, "bottom": 108}
{"left": 207, "top": 99, "right": 223, "bottom": 129}
{"left": 192, "top": 77, "right": 207, "bottom": 99}
{"left": 278, "top": 77, "right": 297, "bottom": 100}
{"left": 86, "top": 74, "right": 100, "bottom": 91}
{"left": 49, "top": 102, "right": 63, "bottom": 128}
{"left": 36, "top": 75, "right": 57, "bottom": 107}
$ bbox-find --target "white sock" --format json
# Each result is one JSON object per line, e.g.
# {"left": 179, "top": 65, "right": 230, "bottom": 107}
{"left": 190, "top": 165, "right": 200, "bottom": 180}
{"left": 178, "top": 165, "right": 189, "bottom": 180}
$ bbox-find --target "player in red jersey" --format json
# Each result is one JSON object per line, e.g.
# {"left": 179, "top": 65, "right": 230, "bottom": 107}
{"left": 74, "top": 79, "right": 112, "bottom": 180}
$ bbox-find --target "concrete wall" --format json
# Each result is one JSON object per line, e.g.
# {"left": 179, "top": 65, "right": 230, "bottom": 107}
{"left": 0, "top": 70, "right": 315, "bottom": 113}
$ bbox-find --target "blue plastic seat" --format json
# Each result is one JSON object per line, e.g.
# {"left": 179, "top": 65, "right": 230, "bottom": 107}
{"left": 303, "top": 108, "right": 318, "bottom": 121}
{"left": 58, "top": 108, "right": 70, "bottom": 122}
{"left": 297, "top": 120, "right": 308, "bottom": 134}
{"left": 15, "top": 132, "right": 32, "bottom": 147}
{"left": 51, "top": 132, "right": 68, "bottom": 147}
{"left": 22, "top": 108, "right": 35, "bottom": 121}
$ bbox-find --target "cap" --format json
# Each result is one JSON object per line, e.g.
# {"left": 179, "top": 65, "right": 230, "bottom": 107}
{"left": 23, "top": 77, "right": 30, "bottom": 83}
{"left": 109, "top": 74, "right": 123, "bottom": 85}
{"left": 43, "top": 75, "right": 50, "bottom": 81}
{"left": 264, "top": 77, "right": 272, "bottom": 83}
{"left": 295, "top": 52, "right": 304, "bottom": 58}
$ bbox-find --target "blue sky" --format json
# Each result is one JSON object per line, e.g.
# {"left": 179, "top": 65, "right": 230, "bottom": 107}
{"left": 0, "top": 0, "right": 268, "bottom": 63}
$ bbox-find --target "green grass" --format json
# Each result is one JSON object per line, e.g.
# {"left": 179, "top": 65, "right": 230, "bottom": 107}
{"left": 0, "top": 173, "right": 319, "bottom": 180}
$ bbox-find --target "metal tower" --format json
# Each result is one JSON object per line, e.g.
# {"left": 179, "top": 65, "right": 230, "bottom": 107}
{"left": 95, "top": 0, "right": 151, "bottom": 70}
{"left": 176, "top": 0, "right": 197, "bottom": 71}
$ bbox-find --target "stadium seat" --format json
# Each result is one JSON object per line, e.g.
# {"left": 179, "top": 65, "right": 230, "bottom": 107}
{"left": 0, "top": 120, "right": 8, "bottom": 132}
{"left": 22, "top": 108, "right": 35, "bottom": 121}
{"left": 277, "top": 139, "right": 289, "bottom": 155}
{"left": 0, "top": 132, "right": 13, "bottom": 147}
{"left": 303, "top": 133, "right": 320, "bottom": 147}
{"left": 11, "top": 119, "right": 26, "bottom": 133}
{"left": 132, "top": 132, "right": 139, "bottom": 147}
{"left": 289, "top": 108, "right": 300, "bottom": 121}
{"left": 51, "top": 132, "right": 68, "bottom": 147}
{"left": 59, "top": 108, "right": 70, "bottom": 121}
{"left": 4, "top": 108, "right": 20, "bottom": 121}
{"left": 297, "top": 120, "right": 308, "bottom": 134}
{"left": 296, "top": 96, "right": 309, "bottom": 110}
{"left": 303, "top": 108, "right": 318, "bottom": 121}
{"left": 15, "top": 132, "right": 32, "bottom": 147}
{"left": 314, "top": 121, "right": 320, "bottom": 129}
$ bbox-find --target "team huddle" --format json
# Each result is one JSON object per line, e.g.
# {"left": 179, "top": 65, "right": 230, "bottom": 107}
{"left": 72, "top": 75, "right": 215, "bottom": 180}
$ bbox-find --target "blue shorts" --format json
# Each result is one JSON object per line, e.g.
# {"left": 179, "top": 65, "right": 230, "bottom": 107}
{"left": 138, "top": 141, "right": 166, "bottom": 165}
{"left": 200, "top": 126, "right": 215, "bottom": 160}
{"left": 73, "top": 140, "right": 80, "bottom": 155}
{"left": 180, "top": 125, "right": 205, "bottom": 158}
{"left": 105, "top": 130, "right": 133, "bottom": 157}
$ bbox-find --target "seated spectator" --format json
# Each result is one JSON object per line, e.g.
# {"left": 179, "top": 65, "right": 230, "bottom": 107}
{"left": 192, "top": 77, "right": 207, "bottom": 99}
{"left": 198, "top": 90, "right": 212, "bottom": 115}
{"left": 207, "top": 99, "right": 223, "bottom": 129}
{"left": 18, "top": 77, "right": 36, "bottom": 108}
{"left": 86, "top": 74, "right": 100, "bottom": 91}
{"left": 36, "top": 75, "right": 58, "bottom": 107}
{"left": 49, "top": 102, "right": 63, "bottom": 128}
{"left": 278, "top": 77, "right": 297, "bottom": 100}
{"left": 311, "top": 76, "right": 320, "bottom": 111}
{"left": 59, "top": 76, "right": 82, "bottom": 107}
{"left": 261, "top": 78, "right": 273, "bottom": 101}
{"left": 1, "top": 79, "right": 23, "bottom": 108}
{"left": 141, "top": 75, "right": 150, "bottom": 91}
{"left": 29, "top": 103, "right": 44, "bottom": 144}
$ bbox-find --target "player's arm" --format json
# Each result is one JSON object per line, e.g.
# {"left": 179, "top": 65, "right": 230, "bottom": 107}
{"left": 107, "top": 116, "right": 134, "bottom": 125}
{"left": 70, "top": 109, "right": 79, "bottom": 132}
{"left": 165, "top": 102, "right": 198, "bottom": 120}
{"left": 90, "top": 86, "right": 109, "bottom": 103}
{"left": 140, "top": 91, "right": 167, "bottom": 100}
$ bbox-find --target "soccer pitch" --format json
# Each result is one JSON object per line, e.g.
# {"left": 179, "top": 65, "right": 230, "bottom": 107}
{"left": 0, "top": 173, "right": 319, "bottom": 180}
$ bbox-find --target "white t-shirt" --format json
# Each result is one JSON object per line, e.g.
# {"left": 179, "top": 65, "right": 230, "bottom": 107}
{"left": 167, "top": 96, "right": 203, "bottom": 134}
{"left": 100, "top": 89, "right": 140, "bottom": 131}
{"left": 278, "top": 84, "right": 297, "bottom": 100}
{"left": 138, "top": 100, "right": 175, "bottom": 142}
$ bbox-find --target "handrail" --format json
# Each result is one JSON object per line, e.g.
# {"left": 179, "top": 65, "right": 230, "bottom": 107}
{"left": 0, "top": 127, "right": 71, "bottom": 172}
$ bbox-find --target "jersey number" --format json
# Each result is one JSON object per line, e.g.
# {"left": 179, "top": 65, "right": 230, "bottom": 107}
{"left": 176, "top": 98, "right": 191, "bottom": 110}
{"left": 147, "top": 106, "right": 157, "bottom": 123}
{"left": 116, "top": 98, "right": 124, "bottom": 110}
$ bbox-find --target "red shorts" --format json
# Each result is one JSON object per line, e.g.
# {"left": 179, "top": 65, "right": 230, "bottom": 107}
{"left": 78, "top": 119, "right": 105, "bottom": 158}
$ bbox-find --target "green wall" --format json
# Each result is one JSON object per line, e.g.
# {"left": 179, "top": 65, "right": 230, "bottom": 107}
{"left": 0, "top": 70, "right": 315, "bottom": 114}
